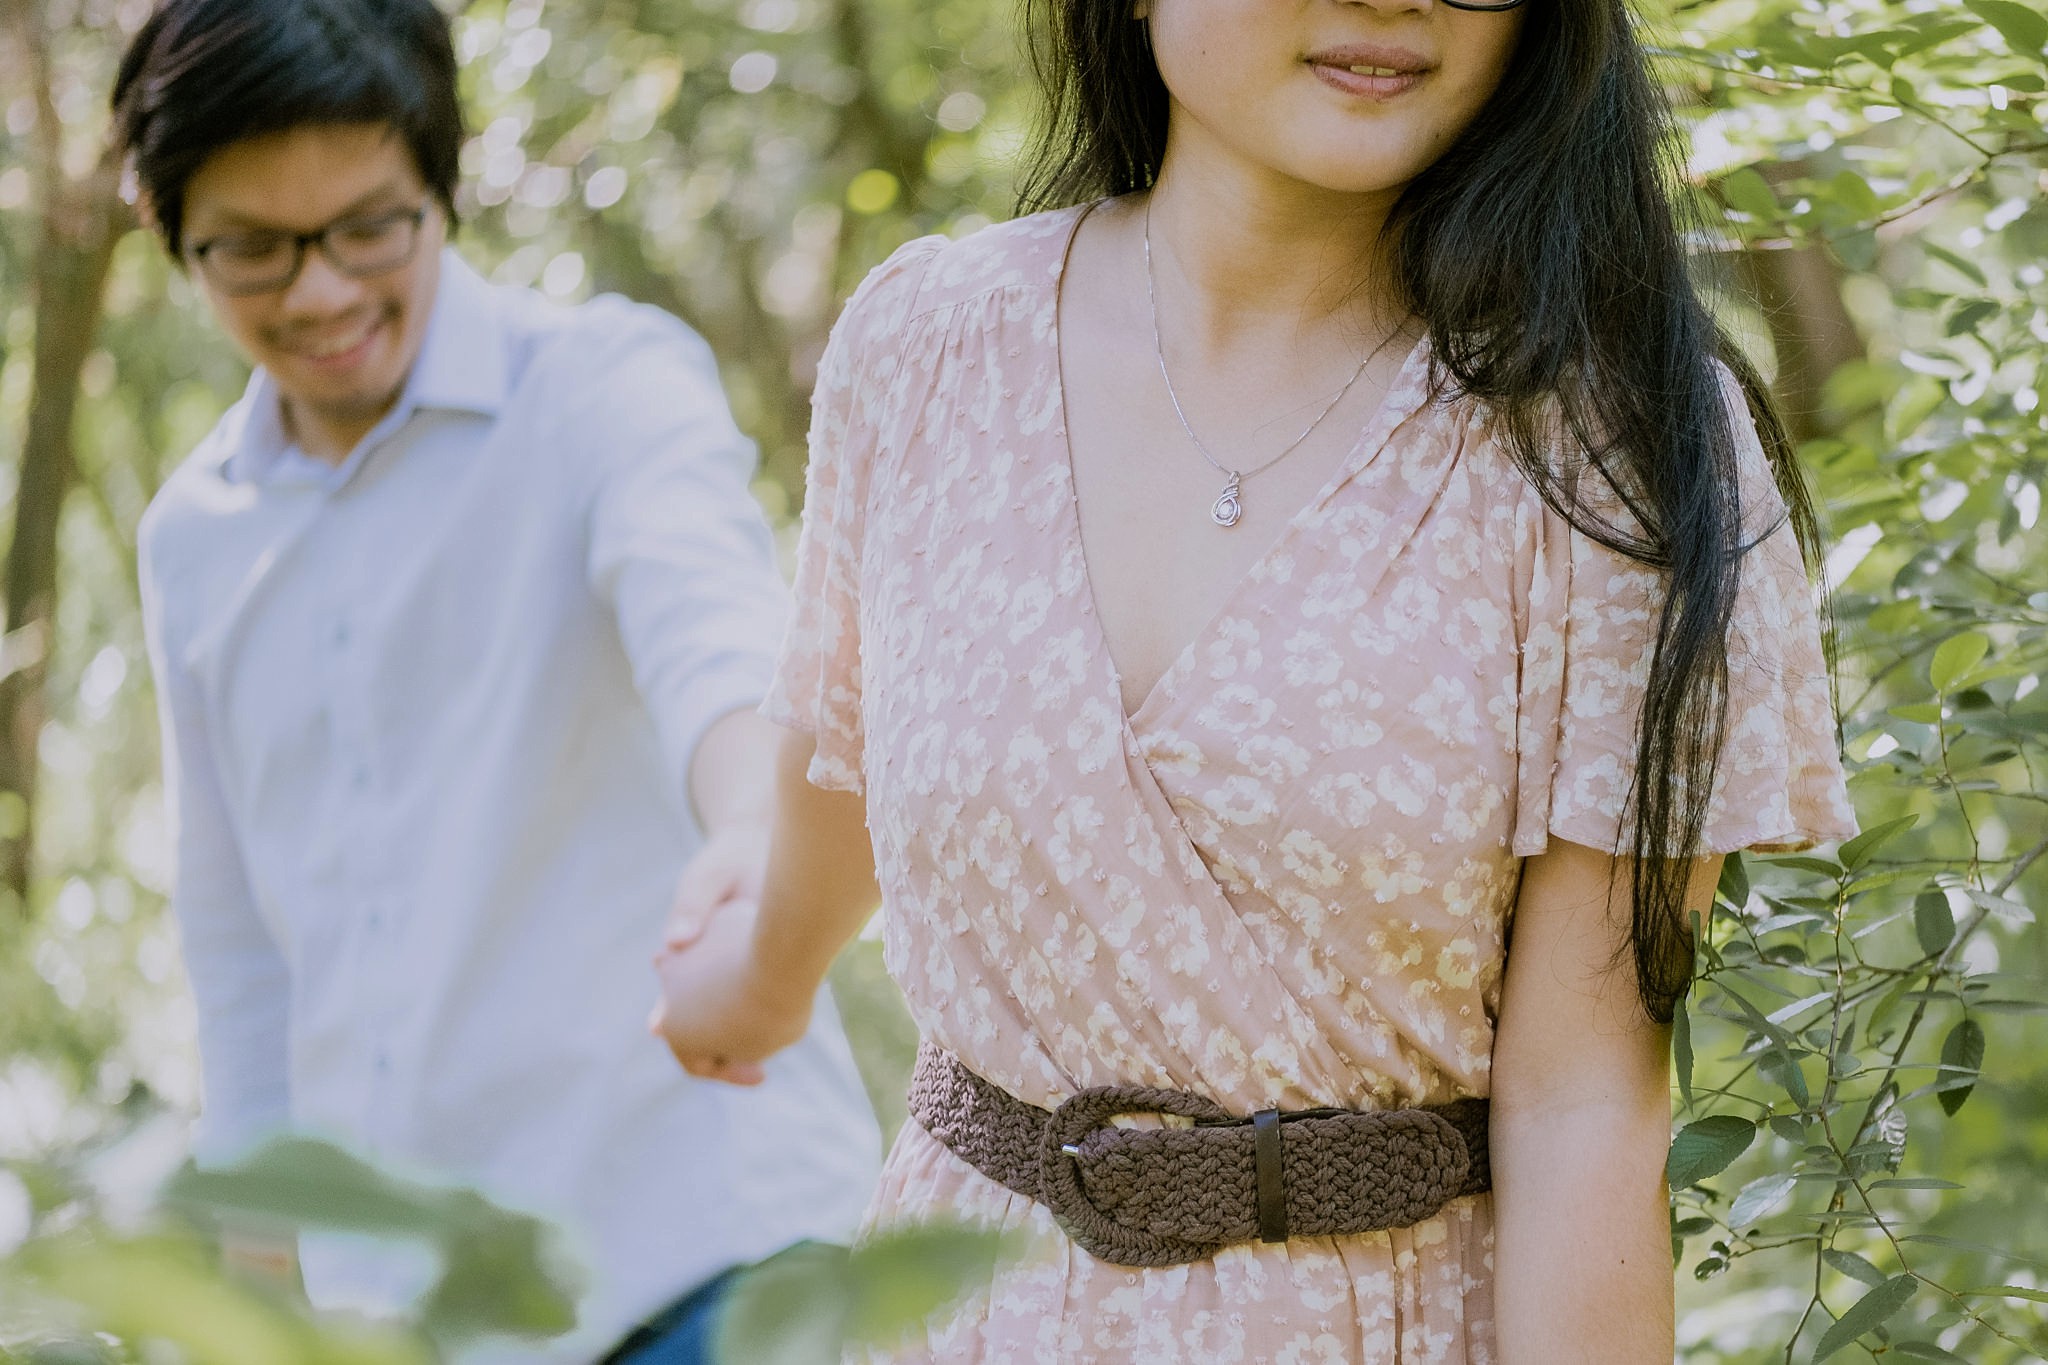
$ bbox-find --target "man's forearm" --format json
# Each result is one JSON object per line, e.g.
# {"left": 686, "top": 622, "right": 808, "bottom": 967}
{"left": 687, "top": 706, "right": 780, "bottom": 835}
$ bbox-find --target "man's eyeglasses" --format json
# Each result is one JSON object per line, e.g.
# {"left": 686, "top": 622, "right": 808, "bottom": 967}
{"left": 188, "top": 205, "right": 431, "bottom": 297}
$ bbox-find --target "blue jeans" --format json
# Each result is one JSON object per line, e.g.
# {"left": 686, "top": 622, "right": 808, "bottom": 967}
{"left": 599, "top": 1268, "right": 738, "bottom": 1365}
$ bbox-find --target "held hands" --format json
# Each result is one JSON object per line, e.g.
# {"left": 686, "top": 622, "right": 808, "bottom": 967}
{"left": 649, "top": 821, "right": 815, "bottom": 1086}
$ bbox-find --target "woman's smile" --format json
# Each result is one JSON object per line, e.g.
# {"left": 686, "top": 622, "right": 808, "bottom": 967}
{"left": 1303, "top": 43, "right": 1434, "bottom": 102}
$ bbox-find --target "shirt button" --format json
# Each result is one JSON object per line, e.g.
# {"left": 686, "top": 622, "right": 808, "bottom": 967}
{"left": 374, "top": 1052, "right": 392, "bottom": 1075}
{"left": 331, "top": 620, "right": 351, "bottom": 648}
{"left": 351, "top": 764, "right": 372, "bottom": 790}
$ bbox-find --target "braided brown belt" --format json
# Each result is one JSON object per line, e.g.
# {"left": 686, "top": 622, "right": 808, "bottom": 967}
{"left": 907, "top": 1041, "right": 1491, "bottom": 1268}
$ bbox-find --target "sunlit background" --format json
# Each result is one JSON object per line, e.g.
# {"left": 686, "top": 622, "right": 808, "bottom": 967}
{"left": 2, "top": 0, "right": 2045, "bottom": 1360}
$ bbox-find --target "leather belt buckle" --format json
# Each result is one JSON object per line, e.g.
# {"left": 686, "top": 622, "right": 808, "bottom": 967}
{"left": 1039, "top": 1081, "right": 1233, "bottom": 1268}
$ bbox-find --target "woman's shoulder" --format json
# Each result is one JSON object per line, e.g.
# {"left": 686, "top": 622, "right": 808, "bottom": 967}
{"left": 846, "top": 205, "right": 1093, "bottom": 327}
{"left": 923, "top": 204, "right": 1092, "bottom": 309}
{"left": 825, "top": 205, "right": 1095, "bottom": 387}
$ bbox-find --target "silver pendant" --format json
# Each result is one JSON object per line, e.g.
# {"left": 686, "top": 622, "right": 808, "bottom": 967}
{"left": 1211, "top": 474, "right": 1243, "bottom": 528}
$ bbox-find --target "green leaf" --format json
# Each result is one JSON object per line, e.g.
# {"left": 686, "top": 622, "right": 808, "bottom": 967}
{"left": 1672, "top": 990, "right": 1695, "bottom": 1110}
{"left": 1936, "top": 1018, "right": 1986, "bottom": 1116}
{"left": 1853, "top": 1084, "right": 1908, "bottom": 1174}
{"left": 1961, "top": 1285, "right": 2048, "bottom": 1304}
{"left": 845, "top": 1224, "right": 1014, "bottom": 1343}
{"left": 1814, "top": 1275, "right": 1918, "bottom": 1362}
{"left": 1729, "top": 1174, "right": 1798, "bottom": 1227}
{"left": 20, "top": 1229, "right": 432, "bottom": 1365}
{"left": 1921, "top": 243, "right": 1987, "bottom": 288}
{"left": 1929, "top": 632, "right": 1990, "bottom": 692}
{"left": 1966, "top": 0, "right": 2048, "bottom": 53}
{"left": 1828, "top": 169, "right": 1880, "bottom": 219}
{"left": 166, "top": 1139, "right": 457, "bottom": 1239}
{"left": 1716, "top": 853, "right": 1750, "bottom": 909}
{"left": 1823, "top": 1249, "right": 1890, "bottom": 1288}
{"left": 1769, "top": 994, "right": 1835, "bottom": 1023}
{"left": 1965, "top": 889, "right": 2035, "bottom": 927}
{"left": 1759, "top": 1048, "right": 1812, "bottom": 1107}
{"left": 1667, "top": 1115, "right": 1758, "bottom": 1188}
{"left": 1914, "top": 890, "right": 1956, "bottom": 957}
{"left": 1894, "top": 1342, "right": 1972, "bottom": 1363}
{"left": 715, "top": 1224, "right": 1015, "bottom": 1364}
{"left": 1837, "top": 815, "right": 1916, "bottom": 871}
{"left": 1945, "top": 298, "right": 2001, "bottom": 337}
{"left": 1904, "top": 1232, "right": 2044, "bottom": 1260}
{"left": 164, "top": 1137, "right": 579, "bottom": 1348}
{"left": 716, "top": 1242, "right": 855, "bottom": 1365}
{"left": 420, "top": 1190, "right": 580, "bottom": 1344}
{"left": 1723, "top": 167, "right": 1780, "bottom": 220}
{"left": 1769, "top": 856, "right": 1844, "bottom": 877}
{"left": 1870, "top": 976, "right": 1916, "bottom": 1033}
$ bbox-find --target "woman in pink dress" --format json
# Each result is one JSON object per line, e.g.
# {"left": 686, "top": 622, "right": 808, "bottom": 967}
{"left": 654, "top": 0, "right": 1855, "bottom": 1359}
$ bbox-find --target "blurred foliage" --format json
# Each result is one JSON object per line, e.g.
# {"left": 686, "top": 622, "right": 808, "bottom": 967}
{"left": 1, "top": 0, "right": 2045, "bottom": 1362}
{"left": 714, "top": 1225, "right": 1016, "bottom": 1364}
{"left": 1657, "top": 0, "right": 2048, "bottom": 1360}
{"left": 1, "top": 1132, "right": 1003, "bottom": 1364}
{"left": 3, "top": 1134, "right": 573, "bottom": 1363}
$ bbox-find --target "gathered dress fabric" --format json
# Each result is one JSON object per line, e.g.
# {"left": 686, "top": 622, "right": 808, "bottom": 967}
{"left": 762, "top": 206, "right": 1858, "bottom": 1364}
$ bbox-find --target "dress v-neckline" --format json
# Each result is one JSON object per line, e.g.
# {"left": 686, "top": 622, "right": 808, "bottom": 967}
{"left": 1047, "top": 201, "right": 1437, "bottom": 733}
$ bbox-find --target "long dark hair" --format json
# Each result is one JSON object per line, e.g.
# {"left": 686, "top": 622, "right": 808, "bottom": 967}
{"left": 1019, "top": 0, "right": 1824, "bottom": 1022}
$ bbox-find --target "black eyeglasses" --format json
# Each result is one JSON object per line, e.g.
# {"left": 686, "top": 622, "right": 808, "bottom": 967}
{"left": 1441, "top": 0, "right": 1527, "bottom": 9}
{"left": 188, "top": 205, "right": 431, "bottom": 297}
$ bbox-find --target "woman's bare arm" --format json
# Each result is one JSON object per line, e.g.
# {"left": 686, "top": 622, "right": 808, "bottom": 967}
{"left": 1490, "top": 838, "right": 1717, "bottom": 1364}
{"left": 651, "top": 724, "right": 877, "bottom": 1084}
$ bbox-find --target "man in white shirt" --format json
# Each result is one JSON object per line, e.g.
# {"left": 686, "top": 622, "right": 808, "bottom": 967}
{"left": 113, "top": 1, "right": 879, "bottom": 1360}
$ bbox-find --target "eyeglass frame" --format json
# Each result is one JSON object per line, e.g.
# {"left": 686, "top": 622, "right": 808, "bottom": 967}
{"left": 1440, "top": 0, "right": 1526, "bottom": 10}
{"left": 186, "top": 204, "right": 434, "bottom": 298}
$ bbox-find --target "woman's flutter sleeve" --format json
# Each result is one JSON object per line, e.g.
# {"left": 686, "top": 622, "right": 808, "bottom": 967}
{"left": 761, "top": 236, "right": 944, "bottom": 793}
{"left": 1510, "top": 373, "right": 1859, "bottom": 858}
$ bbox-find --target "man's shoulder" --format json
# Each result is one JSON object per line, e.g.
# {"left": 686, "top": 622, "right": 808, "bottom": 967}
{"left": 138, "top": 398, "right": 262, "bottom": 562}
{"left": 491, "top": 278, "right": 719, "bottom": 413}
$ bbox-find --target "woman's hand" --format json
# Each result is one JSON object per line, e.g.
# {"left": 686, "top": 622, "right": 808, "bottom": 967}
{"left": 650, "top": 723, "right": 881, "bottom": 1086}
{"left": 649, "top": 887, "right": 815, "bottom": 1085}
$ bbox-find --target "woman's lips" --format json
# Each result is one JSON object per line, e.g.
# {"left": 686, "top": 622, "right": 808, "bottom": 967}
{"left": 1305, "top": 46, "right": 1433, "bottom": 101}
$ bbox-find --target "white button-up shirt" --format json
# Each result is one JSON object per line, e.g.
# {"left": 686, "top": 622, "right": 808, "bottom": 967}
{"left": 140, "top": 253, "right": 879, "bottom": 1361}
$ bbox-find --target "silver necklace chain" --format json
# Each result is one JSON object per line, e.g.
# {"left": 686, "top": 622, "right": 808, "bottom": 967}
{"left": 1143, "top": 198, "right": 1375, "bottom": 528}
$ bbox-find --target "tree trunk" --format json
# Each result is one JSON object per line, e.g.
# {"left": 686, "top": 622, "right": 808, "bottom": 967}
{"left": 0, "top": 146, "right": 128, "bottom": 910}
{"left": 1739, "top": 162, "right": 1867, "bottom": 445}
{"left": 1742, "top": 242, "right": 1867, "bottom": 445}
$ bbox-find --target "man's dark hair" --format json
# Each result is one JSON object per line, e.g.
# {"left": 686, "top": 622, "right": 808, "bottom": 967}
{"left": 112, "top": 0, "right": 464, "bottom": 257}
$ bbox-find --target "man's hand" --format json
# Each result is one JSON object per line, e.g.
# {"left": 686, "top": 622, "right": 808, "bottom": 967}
{"left": 662, "top": 819, "right": 770, "bottom": 952}
{"left": 652, "top": 722, "right": 880, "bottom": 1086}
{"left": 650, "top": 890, "right": 814, "bottom": 1086}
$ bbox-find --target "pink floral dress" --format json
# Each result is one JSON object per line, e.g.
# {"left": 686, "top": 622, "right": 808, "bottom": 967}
{"left": 762, "top": 206, "right": 1856, "bottom": 1364}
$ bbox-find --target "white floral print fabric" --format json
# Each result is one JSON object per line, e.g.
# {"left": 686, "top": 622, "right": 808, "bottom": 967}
{"left": 764, "top": 206, "right": 1857, "bottom": 1364}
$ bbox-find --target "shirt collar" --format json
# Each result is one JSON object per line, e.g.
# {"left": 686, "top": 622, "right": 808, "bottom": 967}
{"left": 403, "top": 251, "right": 510, "bottom": 419}
{"left": 217, "top": 249, "right": 509, "bottom": 486}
